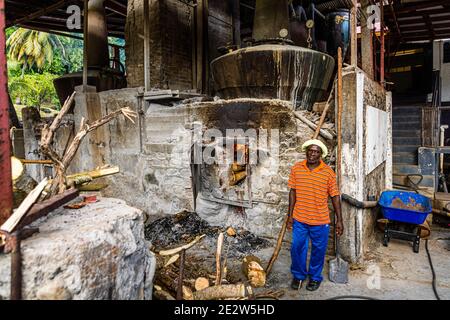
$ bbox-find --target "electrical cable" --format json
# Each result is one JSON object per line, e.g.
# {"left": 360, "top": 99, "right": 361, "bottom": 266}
{"left": 425, "top": 239, "right": 441, "bottom": 300}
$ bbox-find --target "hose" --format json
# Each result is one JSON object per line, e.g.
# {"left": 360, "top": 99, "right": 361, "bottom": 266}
{"left": 326, "top": 295, "right": 379, "bottom": 300}
{"left": 425, "top": 239, "right": 441, "bottom": 300}
{"left": 327, "top": 239, "right": 442, "bottom": 301}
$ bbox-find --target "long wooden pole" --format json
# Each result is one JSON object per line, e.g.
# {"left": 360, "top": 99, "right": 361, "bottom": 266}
{"left": 337, "top": 47, "right": 343, "bottom": 187}
{"left": 265, "top": 214, "right": 289, "bottom": 276}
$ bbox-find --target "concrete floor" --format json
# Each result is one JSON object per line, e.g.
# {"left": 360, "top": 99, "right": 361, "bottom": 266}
{"left": 262, "top": 229, "right": 450, "bottom": 300}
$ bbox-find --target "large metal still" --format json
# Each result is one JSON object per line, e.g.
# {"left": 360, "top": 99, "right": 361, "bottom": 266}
{"left": 211, "top": 0, "right": 352, "bottom": 110}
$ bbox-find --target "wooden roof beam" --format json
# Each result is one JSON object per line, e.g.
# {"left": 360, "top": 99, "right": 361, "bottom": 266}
{"left": 9, "top": 0, "right": 77, "bottom": 27}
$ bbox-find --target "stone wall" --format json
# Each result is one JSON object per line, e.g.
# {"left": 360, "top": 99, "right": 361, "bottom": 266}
{"left": 61, "top": 90, "right": 338, "bottom": 241}
{"left": 339, "top": 67, "right": 392, "bottom": 263}
{"left": 0, "top": 198, "right": 156, "bottom": 300}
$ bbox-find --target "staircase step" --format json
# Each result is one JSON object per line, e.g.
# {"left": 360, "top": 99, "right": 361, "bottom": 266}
{"left": 393, "top": 152, "right": 417, "bottom": 165}
{"left": 393, "top": 164, "right": 421, "bottom": 175}
{"left": 393, "top": 136, "right": 422, "bottom": 145}
{"left": 392, "top": 115, "right": 421, "bottom": 123}
{"left": 393, "top": 122, "right": 421, "bottom": 130}
{"left": 392, "top": 106, "right": 423, "bottom": 114}
{"left": 393, "top": 145, "right": 419, "bottom": 153}
{"left": 393, "top": 130, "right": 421, "bottom": 137}
{"left": 393, "top": 174, "right": 435, "bottom": 188}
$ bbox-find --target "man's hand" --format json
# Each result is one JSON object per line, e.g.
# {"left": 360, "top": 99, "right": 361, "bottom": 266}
{"left": 336, "top": 219, "right": 344, "bottom": 237}
{"left": 287, "top": 214, "right": 293, "bottom": 231}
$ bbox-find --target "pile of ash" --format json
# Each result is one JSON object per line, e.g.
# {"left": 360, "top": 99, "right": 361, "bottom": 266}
{"left": 145, "top": 211, "right": 271, "bottom": 256}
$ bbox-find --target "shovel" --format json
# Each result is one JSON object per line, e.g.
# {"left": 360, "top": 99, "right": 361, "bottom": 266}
{"left": 329, "top": 47, "right": 348, "bottom": 284}
{"left": 329, "top": 228, "right": 348, "bottom": 284}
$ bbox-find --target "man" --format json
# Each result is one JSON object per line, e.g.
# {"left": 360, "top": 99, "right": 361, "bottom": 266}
{"left": 287, "top": 139, "right": 343, "bottom": 291}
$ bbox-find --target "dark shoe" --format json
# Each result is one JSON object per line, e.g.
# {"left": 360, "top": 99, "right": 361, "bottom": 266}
{"left": 291, "top": 278, "right": 303, "bottom": 290}
{"left": 306, "top": 280, "right": 321, "bottom": 291}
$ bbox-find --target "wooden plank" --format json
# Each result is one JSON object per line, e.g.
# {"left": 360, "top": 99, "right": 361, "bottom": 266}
{"left": 435, "top": 192, "right": 450, "bottom": 201}
{"left": 0, "top": 178, "right": 48, "bottom": 233}
{"left": 16, "top": 188, "right": 79, "bottom": 231}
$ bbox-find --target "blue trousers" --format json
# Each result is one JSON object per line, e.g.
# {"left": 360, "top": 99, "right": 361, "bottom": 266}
{"left": 290, "top": 220, "right": 330, "bottom": 282}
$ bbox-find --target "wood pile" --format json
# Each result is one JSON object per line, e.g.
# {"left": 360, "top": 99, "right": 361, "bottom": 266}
{"left": 151, "top": 231, "right": 284, "bottom": 301}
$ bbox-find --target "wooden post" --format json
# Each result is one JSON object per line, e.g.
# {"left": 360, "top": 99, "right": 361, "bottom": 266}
{"left": 350, "top": 0, "right": 358, "bottom": 66}
{"left": 361, "top": 0, "right": 374, "bottom": 79}
{"left": 83, "top": 0, "right": 89, "bottom": 91}
{"left": 202, "top": 0, "right": 209, "bottom": 94}
{"left": 144, "top": 0, "right": 151, "bottom": 92}
{"left": 0, "top": 0, "right": 13, "bottom": 225}
{"left": 195, "top": 0, "right": 204, "bottom": 92}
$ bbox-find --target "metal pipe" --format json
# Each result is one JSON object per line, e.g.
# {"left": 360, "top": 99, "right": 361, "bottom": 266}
{"left": 0, "top": 0, "right": 13, "bottom": 226}
{"left": 440, "top": 125, "right": 448, "bottom": 174}
{"left": 342, "top": 194, "right": 378, "bottom": 209}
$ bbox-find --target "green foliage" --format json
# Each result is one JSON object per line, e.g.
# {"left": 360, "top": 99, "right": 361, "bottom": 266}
{"left": 6, "top": 28, "right": 56, "bottom": 73}
{"left": 8, "top": 73, "right": 60, "bottom": 109}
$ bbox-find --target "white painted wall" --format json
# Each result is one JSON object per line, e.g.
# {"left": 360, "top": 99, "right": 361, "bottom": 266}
{"left": 365, "top": 105, "right": 388, "bottom": 174}
{"left": 433, "top": 40, "right": 450, "bottom": 103}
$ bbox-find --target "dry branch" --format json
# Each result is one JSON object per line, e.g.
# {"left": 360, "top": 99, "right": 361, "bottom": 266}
{"left": 158, "top": 234, "right": 206, "bottom": 256}
{"left": 153, "top": 285, "right": 176, "bottom": 300}
{"left": 40, "top": 92, "right": 137, "bottom": 197}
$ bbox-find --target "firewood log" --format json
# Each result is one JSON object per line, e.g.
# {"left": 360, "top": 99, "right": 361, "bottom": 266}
{"left": 242, "top": 255, "right": 266, "bottom": 287}
{"left": 11, "top": 156, "right": 37, "bottom": 208}
{"left": 194, "top": 277, "right": 210, "bottom": 291}
{"left": 193, "top": 284, "right": 247, "bottom": 300}
{"left": 153, "top": 285, "right": 175, "bottom": 300}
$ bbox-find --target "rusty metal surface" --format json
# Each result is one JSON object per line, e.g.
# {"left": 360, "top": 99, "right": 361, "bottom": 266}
{"left": 0, "top": 0, "right": 13, "bottom": 226}
{"left": 15, "top": 188, "right": 79, "bottom": 231}
{"left": 253, "top": 0, "right": 291, "bottom": 42}
{"left": 211, "top": 45, "right": 335, "bottom": 110}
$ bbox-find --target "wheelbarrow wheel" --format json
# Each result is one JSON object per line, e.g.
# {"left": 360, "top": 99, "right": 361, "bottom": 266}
{"left": 383, "top": 236, "right": 389, "bottom": 247}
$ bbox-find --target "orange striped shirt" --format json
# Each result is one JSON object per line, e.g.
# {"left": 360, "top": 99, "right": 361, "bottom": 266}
{"left": 288, "top": 160, "right": 340, "bottom": 225}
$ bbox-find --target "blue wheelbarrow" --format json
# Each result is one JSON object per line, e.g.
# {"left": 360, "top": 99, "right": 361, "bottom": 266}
{"left": 379, "top": 191, "right": 432, "bottom": 253}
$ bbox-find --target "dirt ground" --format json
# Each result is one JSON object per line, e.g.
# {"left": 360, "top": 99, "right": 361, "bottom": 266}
{"left": 148, "top": 213, "right": 450, "bottom": 300}
{"left": 263, "top": 228, "right": 450, "bottom": 300}
{"left": 186, "top": 230, "right": 450, "bottom": 300}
